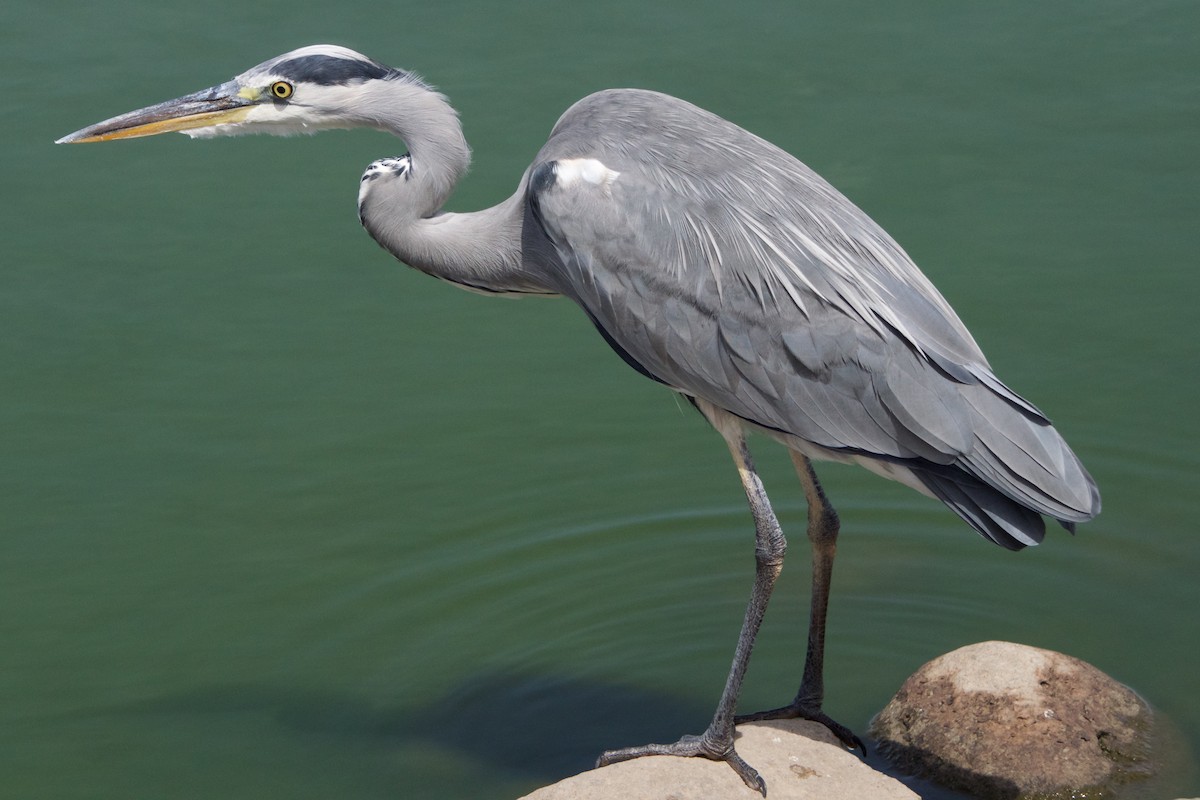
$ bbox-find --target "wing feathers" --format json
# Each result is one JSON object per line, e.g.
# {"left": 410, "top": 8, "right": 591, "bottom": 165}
{"left": 527, "top": 89, "right": 1100, "bottom": 547}
{"left": 914, "top": 467, "right": 1047, "bottom": 550}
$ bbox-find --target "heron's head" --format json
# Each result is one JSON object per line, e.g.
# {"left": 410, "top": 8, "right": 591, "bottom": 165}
{"left": 57, "top": 45, "right": 423, "bottom": 143}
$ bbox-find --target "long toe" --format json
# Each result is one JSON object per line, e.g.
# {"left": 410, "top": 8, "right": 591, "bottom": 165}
{"left": 734, "top": 703, "right": 800, "bottom": 724}
{"left": 597, "top": 733, "right": 766, "bottom": 796}
{"left": 734, "top": 703, "right": 864, "bottom": 753}
{"left": 804, "top": 709, "right": 865, "bottom": 753}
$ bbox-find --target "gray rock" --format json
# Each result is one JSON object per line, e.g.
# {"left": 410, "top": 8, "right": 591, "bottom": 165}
{"left": 870, "top": 641, "right": 1154, "bottom": 799}
{"left": 519, "top": 718, "right": 917, "bottom": 799}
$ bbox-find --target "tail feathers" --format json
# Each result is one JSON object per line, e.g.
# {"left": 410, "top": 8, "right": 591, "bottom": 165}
{"left": 869, "top": 348, "right": 1099, "bottom": 543}
{"left": 902, "top": 379, "right": 1101, "bottom": 550}
{"left": 959, "top": 382, "right": 1101, "bottom": 525}
{"left": 915, "top": 467, "right": 1047, "bottom": 550}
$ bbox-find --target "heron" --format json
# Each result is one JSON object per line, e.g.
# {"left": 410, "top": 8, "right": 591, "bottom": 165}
{"left": 58, "top": 45, "right": 1100, "bottom": 794}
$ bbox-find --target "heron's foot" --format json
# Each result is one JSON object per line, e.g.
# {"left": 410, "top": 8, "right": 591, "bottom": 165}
{"left": 734, "top": 700, "right": 865, "bottom": 753}
{"left": 596, "top": 727, "right": 766, "bottom": 796}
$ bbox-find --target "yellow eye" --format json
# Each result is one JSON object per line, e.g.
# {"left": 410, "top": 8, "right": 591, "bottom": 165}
{"left": 269, "top": 81, "right": 293, "bottom": 100}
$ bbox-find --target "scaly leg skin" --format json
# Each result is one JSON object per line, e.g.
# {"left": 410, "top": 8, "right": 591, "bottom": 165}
{"left": 597, "top": 408, "right": 785, "bottom": 795}
{"left": 597, "top": 728, "right": 764, "bottom": 795}
{"left": 734, "top": 451, "right": 865, "bottom": 753}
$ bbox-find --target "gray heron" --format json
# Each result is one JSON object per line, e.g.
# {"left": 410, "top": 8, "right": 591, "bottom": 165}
{"left": 58, "top": 45, "right": 1101, "bottom": 795}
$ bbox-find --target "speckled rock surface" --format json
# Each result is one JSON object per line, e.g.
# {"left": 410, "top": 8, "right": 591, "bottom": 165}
{"left": 870, "top": 641, "right": 1153, "bottom": 799}
{"left": 518, "top": 718, "right": 917, "bottom": 800}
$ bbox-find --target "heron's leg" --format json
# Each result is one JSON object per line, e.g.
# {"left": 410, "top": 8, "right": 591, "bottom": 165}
{"left": 733, "top": 451, "right": 864, "bottom": 752}
{"left": 596, "top": 426, "right": 785, "bottom": 796}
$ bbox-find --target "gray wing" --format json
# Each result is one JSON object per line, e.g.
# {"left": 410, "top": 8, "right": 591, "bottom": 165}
{"left": 527, "top": 89, "right": 1099, "bottom": 548}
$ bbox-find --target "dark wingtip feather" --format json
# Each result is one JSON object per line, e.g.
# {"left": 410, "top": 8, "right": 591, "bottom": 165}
{"left": 915, "top": 468, "right": 1046, "bottom": 550}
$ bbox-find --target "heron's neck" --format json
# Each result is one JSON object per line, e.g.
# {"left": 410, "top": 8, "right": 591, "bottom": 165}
{"left": 358, "top": 81, "right": 554, "bottom": 295}
{"left": 365, "top": 80, "right": 471, "bottom": 211}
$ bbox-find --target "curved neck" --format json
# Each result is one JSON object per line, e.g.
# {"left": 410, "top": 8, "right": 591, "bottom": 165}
{"left": 357, "top": 80, "right": 554, "bottom": 295}
{"left": 364, "top": 79, "right": 471, "bottom": 211}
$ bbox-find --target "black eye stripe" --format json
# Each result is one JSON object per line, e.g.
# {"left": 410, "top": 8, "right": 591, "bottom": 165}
{"left": 271, "top": 54, "right": 392, "bottom": 85}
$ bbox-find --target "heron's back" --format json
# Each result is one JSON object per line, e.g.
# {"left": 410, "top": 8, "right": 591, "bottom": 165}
{"left": 527, "top": 88, "right": 1100, "bottom": 548}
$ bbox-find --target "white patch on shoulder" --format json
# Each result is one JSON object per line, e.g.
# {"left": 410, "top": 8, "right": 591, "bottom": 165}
{"left": 555, "top": 158, "right": 620, "bottom": 190}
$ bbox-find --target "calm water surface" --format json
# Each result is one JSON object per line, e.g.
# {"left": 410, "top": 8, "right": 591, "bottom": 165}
{"left": 4, "top": 1, "right": 1198, "bottom": 797}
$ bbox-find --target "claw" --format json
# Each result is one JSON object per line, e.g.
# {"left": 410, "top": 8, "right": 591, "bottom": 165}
{"left": 726, "top": 749, "right": 767, "bottom": 796}
{"left": 734, "top": 703, "right": 864, "bottom": 754}
{"left": 597, "top": 729, "right": 767, "bottom": 795}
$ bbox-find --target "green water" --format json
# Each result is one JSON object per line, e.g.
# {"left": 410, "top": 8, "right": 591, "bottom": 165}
{"left": 4, "top": 1, "right": 1198, "bottom": 797}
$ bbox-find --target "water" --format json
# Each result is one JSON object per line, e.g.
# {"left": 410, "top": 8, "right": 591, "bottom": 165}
{"left": 4, "top": 1, "right": 1198, "bottom": 797}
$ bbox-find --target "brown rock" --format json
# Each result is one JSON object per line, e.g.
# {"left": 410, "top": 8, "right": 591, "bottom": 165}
{"left": 870, "top": 641, "right": 1154, "bottom": 799}
{"left": 519, "top": 718, "right": 917, "bottom": 799}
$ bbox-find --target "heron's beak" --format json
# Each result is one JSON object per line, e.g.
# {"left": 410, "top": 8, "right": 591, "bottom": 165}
{"left": 56, "top": 80, "right": 258, "bottom": 144}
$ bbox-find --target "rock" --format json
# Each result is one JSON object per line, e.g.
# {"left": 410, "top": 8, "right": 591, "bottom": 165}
{"left": 870, "top": 641, "right": 1154, "bottom": 799}
{"left": 518, "top": 718, "right": 917, "bottom": 799}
